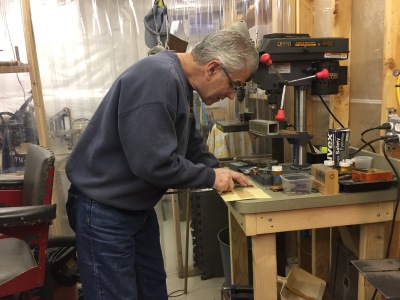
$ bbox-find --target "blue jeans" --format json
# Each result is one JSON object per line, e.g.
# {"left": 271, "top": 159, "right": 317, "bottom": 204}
{"left": 66, "top": 186, "right": 167, "bottom": 300}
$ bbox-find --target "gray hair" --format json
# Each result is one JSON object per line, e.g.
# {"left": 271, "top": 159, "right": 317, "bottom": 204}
{"left": 191, "top": 29, "right": 259, "bottom": 74}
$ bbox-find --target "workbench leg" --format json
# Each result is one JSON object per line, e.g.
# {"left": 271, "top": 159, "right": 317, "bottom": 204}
{"left": 229, "top": 211, "right": 249, "bottom": 285}
{"left": 253, "top": 233, "right": 277, "bottom": 300}
{"left": 358, "top": 222, "right": 385, "bottom": 300}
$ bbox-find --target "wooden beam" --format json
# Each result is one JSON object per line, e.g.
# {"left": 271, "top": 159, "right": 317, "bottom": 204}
{"left": 282, "top": 0, "right": 296, "bottom": 33}
{"left": 229, "top": 211, "right": 250, "bottom": 285}
{"left": 329, "top": 0, "right": 352, "bottom": 129}
{"left": 381, "top": 0, "right": 400, "bottom": 122}
{"left": 252, "top": 233, "right": 277, "bottom": 299}
{"left": 271, "top": 0, "right": 279, "bottom": 33}
{"left": 296, "top": 0, "right": 313, "bottom": 35}
{"left": 0, "top": 63, "right": 29, "bottom": 74}
{"left": 296, "top": 0, "right": 314, "bottom": 134}
{"left": 381, "top": 0, "right": 400, "bottom": 259}
{"left": 20, "top": 0, "right": 49, "bottom": 147}
{"left": 358, "top": 223, "right": 386, "bottom": 299}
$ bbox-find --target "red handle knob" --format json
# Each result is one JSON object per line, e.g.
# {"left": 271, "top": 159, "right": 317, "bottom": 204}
{"left": 275, "top": 109, "right": 286, "bottom": 122}
{"left": 260, "top": 53, "right": 273, "bottom": 66}
{"left": 316, "top": 68, "right": 329, "bottom": 79}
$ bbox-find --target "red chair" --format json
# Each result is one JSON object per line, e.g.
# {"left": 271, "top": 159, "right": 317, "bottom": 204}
{"left": 0, "top": 144, "right": 56, "bottom": 300}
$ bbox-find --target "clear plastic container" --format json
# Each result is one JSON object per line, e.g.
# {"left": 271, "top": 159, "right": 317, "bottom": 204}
{"left": 280, "top": 173, "right": 314, "bottom": 195}
{"left": 354, "top": 156, "right": 373, "bottom": 169}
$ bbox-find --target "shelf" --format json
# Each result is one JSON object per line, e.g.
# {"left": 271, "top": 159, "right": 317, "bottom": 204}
{"left": 0, "top": 62, "right": 29, "bottom": 74}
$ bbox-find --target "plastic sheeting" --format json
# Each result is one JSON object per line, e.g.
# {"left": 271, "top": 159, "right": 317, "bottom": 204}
{"left": 226, "top": 0, "right": 273, "bottom": 45}
{"left": 30, "top": 0, "right": 151, "bottom": 122}
{"left": 1, "top": 0, "right": 153, "bottom": 156}
{"left": 348, "top": 0, "right": 384, "bottom": 149}
{"left": 0, "top": 0, "right": 31, "bottom": 114}
{"left": 0, "top": 0, "right": 276, "bottom": 153}
{"left": 311, "top": 0, "right": 384, "bottom": 148}
{"left": 168, "top": 0, "right": 224, "bottom": 49}
{"left": 2, "top": 1, "right": 384, "bottom": 153}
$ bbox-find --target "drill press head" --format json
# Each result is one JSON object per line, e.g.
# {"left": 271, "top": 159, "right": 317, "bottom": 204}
{"left": 253, "top": 33, "right": 349, "bottom": 95}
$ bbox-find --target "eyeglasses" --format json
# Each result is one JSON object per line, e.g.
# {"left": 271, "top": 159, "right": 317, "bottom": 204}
{"left": 221, "top": 67, "right": 245, "bottom": 92}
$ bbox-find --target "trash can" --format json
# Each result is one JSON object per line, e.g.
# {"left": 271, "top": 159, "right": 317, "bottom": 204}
{"left": 218, "top": 227, "right": 253, "bottom": 287}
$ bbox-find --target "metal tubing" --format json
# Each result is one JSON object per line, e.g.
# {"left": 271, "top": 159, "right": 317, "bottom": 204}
{"left": 293, "top": 88, "right": 308, "bottom": 167}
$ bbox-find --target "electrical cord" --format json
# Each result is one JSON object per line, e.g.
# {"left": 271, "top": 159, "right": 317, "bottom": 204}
{"left": 360, "top": 123, "right": 393, "bottom": 153}
{"left": 360, "top": 128, "right": 378, "bottom": 153}
{"left": 168, "top": 289, "right": 185, "bottom": 297}
{"left": 349, "top": 135, "right": 393, "bottom": 156}
{"left": 370, "top": 136, "right": 400, "bottom": 300}
{"left": 318, "top": 95, "right": 345, "bottom": 128}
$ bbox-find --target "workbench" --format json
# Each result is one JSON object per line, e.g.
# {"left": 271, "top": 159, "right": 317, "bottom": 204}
{"left": 224, "top": 175, "right": 397, "bottom": 300}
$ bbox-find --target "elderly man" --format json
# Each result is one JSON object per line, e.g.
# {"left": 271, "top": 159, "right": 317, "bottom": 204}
{"left": 66, "top": 29, "right": 259, "bottom": 300}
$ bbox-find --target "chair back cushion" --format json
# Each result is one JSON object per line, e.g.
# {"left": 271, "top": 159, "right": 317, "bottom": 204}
{"left": 22, "top": 144, "right": 55, "bottom": 206}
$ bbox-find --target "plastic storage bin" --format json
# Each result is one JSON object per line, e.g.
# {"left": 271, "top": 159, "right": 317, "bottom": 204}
{"left": 280, "top": 173, "right": 314, "bottom": 195}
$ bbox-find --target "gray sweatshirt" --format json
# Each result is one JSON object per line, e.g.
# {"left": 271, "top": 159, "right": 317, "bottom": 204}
{"left": 66, "top": 51, "right": 218, "bottom": 210}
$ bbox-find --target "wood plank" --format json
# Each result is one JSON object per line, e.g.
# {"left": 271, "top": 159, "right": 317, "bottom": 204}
{"left": 382, "top": 0, "right": 400, "bottom": 268}
{"left": 255, "top": 201, "right": 393, "bottom": 234}
{"left": 381, "top": 0, "right": 400, "bottom": 121}
{"left": 296, "top": 0, "right": 313, "bottom": 35}
{"left": 226, "top": 202, "right": 258, "bottom": 236}
{"left": 358, "top": 222, "right": 386, "bottom": 300}
{"left": 229, "top": 211, "right": 250, "bottom": 285}
{"left": 386, "top": 220, "right": 400, "bottom": 258}
{"left": 223, "top": 0, "right": 233, "bottom": 28}
{"left": 282, "top": 0, "right": 296, "bottom": 33}
{"left": 252, "top": 233, "right": 277, "bottom": 300}
{"left": 329, "top": 0, "right": 352, "bottom": 129}
{"left": 0, "top": 64, "right": 29, "bottom": 73}
{"left": 296, "top": 0, "right": 314, "bottom": 135}
{"left": 21, "top": 0, "right": 49, "bottom": 147}
{"left": 271, "top": 0, "right": 279, "bottom": 33}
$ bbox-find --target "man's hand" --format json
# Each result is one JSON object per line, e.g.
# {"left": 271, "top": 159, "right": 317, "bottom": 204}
{"left": 212, "top": 168, "right": 252, "bottom": 192}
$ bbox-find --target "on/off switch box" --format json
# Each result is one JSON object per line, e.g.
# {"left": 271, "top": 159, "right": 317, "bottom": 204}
{"left": 311, "top": 164, "right": 339, "bottom": 195}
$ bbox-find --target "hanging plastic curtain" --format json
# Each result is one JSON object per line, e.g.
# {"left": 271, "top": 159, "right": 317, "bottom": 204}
{"left": 167, "top": 0, "right": 225, "bottom": 51}
{"left": 223, "top": 0, "right": 273, "bottom": 45}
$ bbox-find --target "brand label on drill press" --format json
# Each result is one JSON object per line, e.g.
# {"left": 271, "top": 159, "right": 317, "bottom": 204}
{"left": 325, "top": 52, "right": 348, "bottom": 59}
{"left": 327, "top": 128, "right": 350, "bottom": 166}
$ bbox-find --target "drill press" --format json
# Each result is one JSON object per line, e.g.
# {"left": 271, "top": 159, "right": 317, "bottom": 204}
{"left": 252, "top": 33, "right": 349, "bottom": 170}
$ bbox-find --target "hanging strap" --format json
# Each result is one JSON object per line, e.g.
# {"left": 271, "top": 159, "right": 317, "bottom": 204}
{"left": 152, "top": 0, "right": 169, "bottom": 48}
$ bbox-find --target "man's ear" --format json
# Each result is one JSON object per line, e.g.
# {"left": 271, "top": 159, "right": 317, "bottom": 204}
{"left": 206, "top": 60, "right": 221, "bottom": 77}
